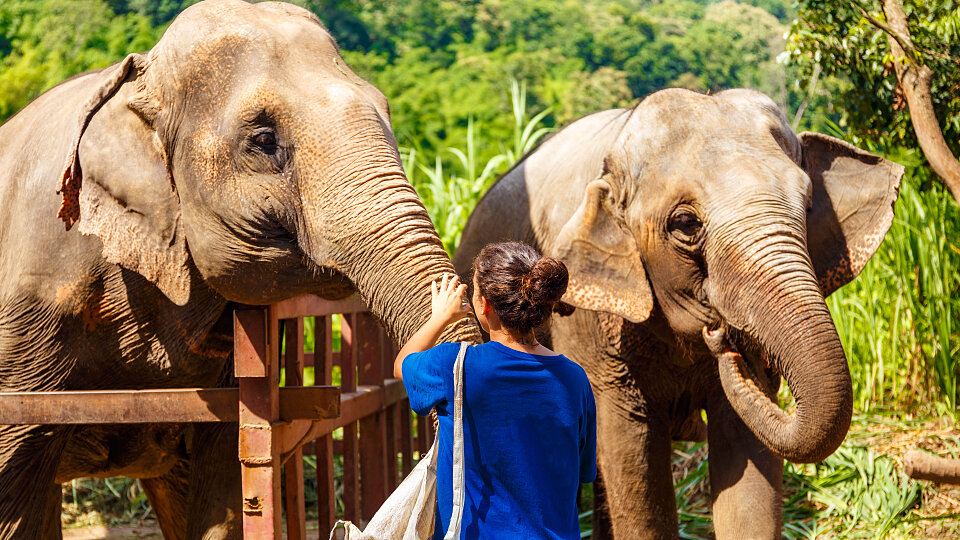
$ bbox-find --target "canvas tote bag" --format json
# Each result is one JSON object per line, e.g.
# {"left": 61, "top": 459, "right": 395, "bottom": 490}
{"left": 331, "top": 342, "right": 468, "bottom": 540}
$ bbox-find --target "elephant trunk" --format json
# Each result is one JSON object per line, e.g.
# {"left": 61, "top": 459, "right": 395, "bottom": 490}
{"left": 705, "top": 216, "right": 852, "bottom": 463}
{"left": 903, "top": 450, "right": 960, "bottom": 484}
{"left": 297, "top": 102, "right": 481, "bottom": 346}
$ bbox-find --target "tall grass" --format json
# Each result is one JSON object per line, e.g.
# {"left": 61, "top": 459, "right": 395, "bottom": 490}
{"left": 827, "top": 151, "right": 960, "bottom": 417}
{"left": 401, "top": 80, "right": 554, "bottom": 254}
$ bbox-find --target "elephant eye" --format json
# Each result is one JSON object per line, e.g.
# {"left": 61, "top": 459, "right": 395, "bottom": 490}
{"left": 669, "top": 210, "right": 702, "bottom": 239}
{"left": 251, "top": 130, "right": 278, "bottom": 153}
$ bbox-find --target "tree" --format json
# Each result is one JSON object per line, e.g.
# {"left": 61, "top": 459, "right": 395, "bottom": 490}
{"left": 788, "top": 0, "right": 960, "bottom": 202}
{"left": 0, "top": 0, "right": 158, "bottom": 122}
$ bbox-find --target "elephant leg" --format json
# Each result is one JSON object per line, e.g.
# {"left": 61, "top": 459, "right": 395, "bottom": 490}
{"left": 142, "top": 460, "right": 190, "bottom": 540}
{"left": 185, "top": 423, "right": 242, "bottom": 540}
{"left": 42, "top": 481, "right": 63, "bottom": 540}
{"left": 0, "top": 425, "right": 69, "bottom": 539}
{"left": 595, "top": 394, "right": 677, "bottom": 539}
{"left": 706, "top": 392, "right": 782, "bottom": 539}
{"left": 590, "top": 472, "right": 614, "bottom": 540}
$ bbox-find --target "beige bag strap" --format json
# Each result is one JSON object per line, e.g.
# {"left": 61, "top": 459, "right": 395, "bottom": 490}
{"left": 443, "top": 342, "right": 468, "bottom": 539}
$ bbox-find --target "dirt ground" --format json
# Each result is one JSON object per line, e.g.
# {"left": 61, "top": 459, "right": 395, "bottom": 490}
{"left": 63, "top": 415, "right": 960, "bottom": 539}
{"left": 63, "top": 526, "right": 161, "bottom": 539}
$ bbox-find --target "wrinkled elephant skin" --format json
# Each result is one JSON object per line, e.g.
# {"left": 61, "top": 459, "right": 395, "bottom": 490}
{"left": 454, "top": 88, "right": 902, "bottom": 539}
{"left": 0, "top": 1, "right": 479, "bottom": 538}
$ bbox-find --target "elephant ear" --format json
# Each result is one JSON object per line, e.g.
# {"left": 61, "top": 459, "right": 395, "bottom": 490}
{"left": 62, "top": 53, "right": 192, "bottom": 305}
{"left": 554, "top": 177, "right": 654, "bottom": 323}
{"left": 801, "top": 132, "right": 904, "bottom": 296}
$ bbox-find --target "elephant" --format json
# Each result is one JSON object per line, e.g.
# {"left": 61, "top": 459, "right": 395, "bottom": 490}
{"left": 453, "top": 88, "right": 903, "bottom": 539}
{"left": 0, "top": 0, "right": 480, "bottom": 537}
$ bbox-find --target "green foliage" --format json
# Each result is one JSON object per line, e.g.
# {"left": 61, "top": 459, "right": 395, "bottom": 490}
{"left": 788, "top": 447, "right": 922, "bottom": 537}
{"left": 402, "top": 80, "right": 551, "bottom": 254}
{"left": 344, "top": 0, "right": 800, "bottom": 161}
{"left": 0, "top": 0, "right": 161, "bottom": 122}
{"left": 786, "top": 0, "right": 960, "bottom": 158}
{"left": 61, "top": 477, "right": 150, "bottom": 527}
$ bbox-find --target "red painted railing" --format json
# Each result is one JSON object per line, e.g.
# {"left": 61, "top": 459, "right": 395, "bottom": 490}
{"left": 239, "top": 294, "right": 434, "bottom": 538}
{"left": 0, "top": 294, "right": 434, "bottom": 539}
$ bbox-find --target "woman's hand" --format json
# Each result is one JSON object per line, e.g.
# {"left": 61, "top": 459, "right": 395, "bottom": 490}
{"left": 430, "top": 274, "right": 471, "bottom": 327}
{"left": 394, "top": 273, "right": 472, "bottom": 380}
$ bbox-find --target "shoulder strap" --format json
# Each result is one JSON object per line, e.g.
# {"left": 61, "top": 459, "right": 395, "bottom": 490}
{"left": 443, "top": 342, "right": 468, "bottom": 539}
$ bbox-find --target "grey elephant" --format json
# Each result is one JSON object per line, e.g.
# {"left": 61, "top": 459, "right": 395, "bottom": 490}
{"left": 0, "top": 0, "right": 479, "bottom": 537}
{"left": 453, "top": 88, "right": 903, "bottom": 539}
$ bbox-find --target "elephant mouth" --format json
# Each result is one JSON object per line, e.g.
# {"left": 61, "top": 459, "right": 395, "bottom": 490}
{"left": 719, "top": 325, "right": 779, "bottom": 394}
{"left": 302, "top": 256, "right": 357, "bottom": 300}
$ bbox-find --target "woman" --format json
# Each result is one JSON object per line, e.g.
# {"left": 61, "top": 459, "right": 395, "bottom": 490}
{"left": 394, "top": 242, "right": 597, "bottom": 539}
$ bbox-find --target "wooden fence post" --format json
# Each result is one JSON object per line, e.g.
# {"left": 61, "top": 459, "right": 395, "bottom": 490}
{"left": 235, "top": 307, "right": 282, "bottom": 538}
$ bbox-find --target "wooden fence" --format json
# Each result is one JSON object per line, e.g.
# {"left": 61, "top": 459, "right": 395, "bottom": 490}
{"left": 0, "top": 294, "right": 435, "bottom": 539}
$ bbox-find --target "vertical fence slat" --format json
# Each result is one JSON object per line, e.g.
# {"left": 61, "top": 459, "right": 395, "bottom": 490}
{"left": 358, "top": 313, "right": 388, "bottom": 521}
{"left": 282, "top": 318, "right": 307, "bottom": 540}
{"left": 385, "top": 401, "right": 398, "bottom": 491}
{"left": 400, "top": 401, "right": 413, "bottom": 476}
{"left": 340, "top": 312, "right": 361, "bottom": 523}
{"left": 314, "top": 315, "right": 337, "bottom": 533}
{"left": 417, "top": 414, "right": 429, "bottom": 457}
{"left": 383, "top": 330, "right": 399, "bottom": 490}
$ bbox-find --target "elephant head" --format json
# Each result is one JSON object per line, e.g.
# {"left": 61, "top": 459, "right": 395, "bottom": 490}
{"left": 551, "top": 88, "right": 902, "bottom": 463}
{"left": 58, "top": 0, "right": 479, "bottom": 345}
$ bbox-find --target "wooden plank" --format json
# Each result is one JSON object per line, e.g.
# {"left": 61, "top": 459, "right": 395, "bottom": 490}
{"left": 283, "top": 318, "right": 307, "bottom": 540}
{"left": 400, "top": 400, "right": 413, "bottom": 477}
{"left": 302, "top": 351, "right": 342, "bottom": 369}
{"left": 299, "top": 381, "right": 405, "bottom": 439}
{"left": 272, "top": 294, "right": 366, "bottom": 320}
{"left": 314, "top": 315, "right": 336, "bottom": 532}
{"left": 358, "top": 315, "right": 387, "bottom": 520}
{"left": 386, "top": 403, "right": 398, "bottom": 491}
{"left": 0, "top": 386, "right": 339, "bottom": 425}
{"left": 283, "top": 318, "right": 305, "bottom": 386}
{"left": 417, "top": 415, "right": 429, "bottom": 457}
{"left": 316, "top": 435, "right": 336, "bottom": 531}
{"left": 279, "top": 386, "right": 340, "bottom": 421}
{"left": 340, "top": 313, "right": 360, "bottom": 523}
{"left": 0, "top": 388, "right": 236, "bottom": 424}
{"left": 235, "top": 308, "right": 268, "bottom": 378}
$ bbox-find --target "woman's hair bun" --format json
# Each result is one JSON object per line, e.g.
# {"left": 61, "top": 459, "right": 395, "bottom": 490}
{"left": 473, "top": 242, "right": 569, "bottom": 333}
{"left": 521, "top": 257, "right": 568, "bottom": 305}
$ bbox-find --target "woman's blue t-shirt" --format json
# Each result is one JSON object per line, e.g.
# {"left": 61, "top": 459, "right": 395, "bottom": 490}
{"left": 402, "top": 341, "right": 597, "bottom": 540}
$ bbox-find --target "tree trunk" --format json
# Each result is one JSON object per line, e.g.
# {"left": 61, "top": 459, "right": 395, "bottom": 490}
{"left": 882, "top": 0, "right": 960, "bottom": 204}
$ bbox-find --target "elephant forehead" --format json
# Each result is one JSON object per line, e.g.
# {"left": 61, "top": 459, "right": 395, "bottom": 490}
{"left": 148, "top": 0, "right": 339, "bottom": 92}
{"left": 158, "top": 0, "right": 334, "bottom": 53}
{"left": 628, "top": 88, "right": 794, "bottom": 153}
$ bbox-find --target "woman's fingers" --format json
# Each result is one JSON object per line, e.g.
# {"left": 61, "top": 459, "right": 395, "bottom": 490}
{"left": 456, "top": 283, "right": 469, "bottom": 312}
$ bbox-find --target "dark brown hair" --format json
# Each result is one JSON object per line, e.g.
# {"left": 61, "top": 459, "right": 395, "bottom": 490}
{"left": 472, "top": 242, "right": 569, "bottom": 334}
